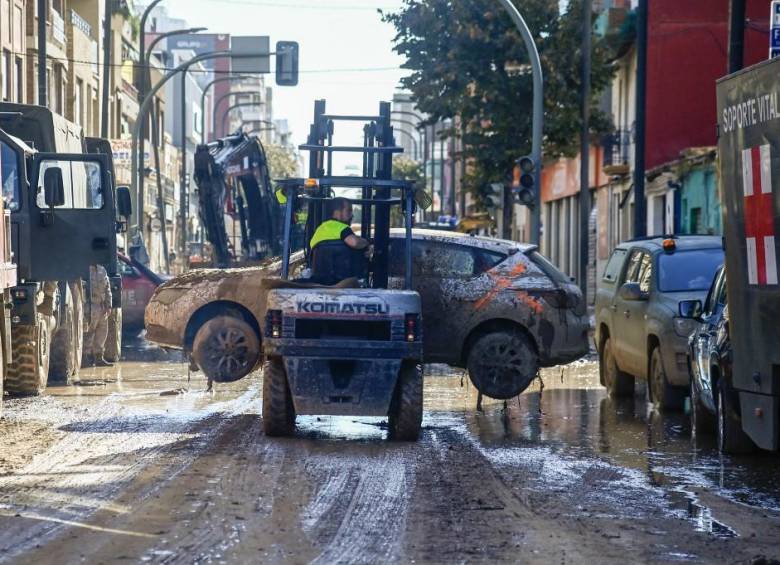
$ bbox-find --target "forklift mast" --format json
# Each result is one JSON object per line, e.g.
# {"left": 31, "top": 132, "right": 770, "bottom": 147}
{"left": 279, "top": 100, "right": 414, "bottom": 290}
{"left": 193, "top": 132, "right": 282, "bottom": 267}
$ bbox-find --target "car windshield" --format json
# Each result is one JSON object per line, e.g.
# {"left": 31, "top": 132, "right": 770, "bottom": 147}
{"left": 658, "top": 248, "right": 724, "bottom": 292}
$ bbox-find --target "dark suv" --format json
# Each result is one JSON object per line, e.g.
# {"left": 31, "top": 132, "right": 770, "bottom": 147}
{"left": 595, "top": 236, "right": 723, "bottom": 411}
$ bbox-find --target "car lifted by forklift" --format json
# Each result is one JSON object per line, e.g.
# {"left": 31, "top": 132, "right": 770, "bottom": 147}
{"left": 260, "top": 101, "right": 424, "bottom": 440}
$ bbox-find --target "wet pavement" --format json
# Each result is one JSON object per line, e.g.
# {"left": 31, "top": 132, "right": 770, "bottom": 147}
{"left": 0, "top": 338, "right": 778, "bottom": 564}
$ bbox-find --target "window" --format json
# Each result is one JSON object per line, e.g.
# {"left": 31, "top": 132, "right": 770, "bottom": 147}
{"left": 602, "top": 248, "right": 627, "bottom": 283}
{"left": 14, "top": 57, "right": 22, "bottom": 102}
{"left": 389, "top": 239, "right": 503, "bottom": 278}
{"left": 1, "top": 140, "right": 20, "bottom": 211}
{"left": 658, "top": 249, "right": 724, "bottom": 292}
{"left": 703, "top": 267, "right": 726, "bottom": 317}
{"left": 529, "top": 251, "right": 570, "bottom": 284}
{"left": 35, "top": 159, "right": 104, "bottom": 210}
{"left": 75, "top": 79, "right": 83, "bottom": 126}
{"left": 1, "top": 50, "right": 9, "bottom": 101}
{"left": 118, "top": 260, "right": 138, "bottom": 278}
{"left": 624, "top": 249, "right": 652, "bottom": 293}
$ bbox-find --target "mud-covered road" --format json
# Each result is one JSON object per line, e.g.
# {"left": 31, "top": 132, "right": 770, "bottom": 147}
{"left": 0, "top": 341, "right": 779, "bottom": 564}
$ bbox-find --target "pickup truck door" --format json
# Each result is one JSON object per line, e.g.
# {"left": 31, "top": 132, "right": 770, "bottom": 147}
{"left": 28, "top": 153, "right": 117, "bottom": 281}
{"left": 612, "top": 249, "right": 653, "bottom": 377}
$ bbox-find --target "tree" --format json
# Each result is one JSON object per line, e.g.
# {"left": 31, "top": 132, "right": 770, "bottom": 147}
{"left": 392, "top": 156, "right": 424, "bottom": 186}
{"left": 382, "top": 0, "right": 615, "bottom": 205}
{"left": 264, "top": 143, "right": 299, "bottom": 179}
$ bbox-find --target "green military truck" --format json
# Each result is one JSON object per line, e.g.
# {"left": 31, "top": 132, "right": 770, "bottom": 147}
{"left": 716, "top": 56, "right": 780, "bottom": 451}
{"left": 0, "top": 103, "right": 130, "bottom": 395}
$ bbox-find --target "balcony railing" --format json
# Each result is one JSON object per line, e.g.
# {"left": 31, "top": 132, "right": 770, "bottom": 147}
{"left": 601, "top": 128, "right": 633, "bottom": 175}
{"left": 51, "top": 10, "right": 66, "bottom": 45}
{"left": 70, "top": 9, "right": 92, "bottom": 38}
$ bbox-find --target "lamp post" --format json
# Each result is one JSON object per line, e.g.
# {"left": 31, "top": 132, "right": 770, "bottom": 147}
{"left": 390, "top": 118, "right": 422, "bottom": 160}
{"left": 200, "top": 75, "right": 255, "bottom": 143}
{"left": 392, "top": 110, "right": 428, "bottom": 200}
{"left": 221, "top": 101, "right": 264, "bottom": 135}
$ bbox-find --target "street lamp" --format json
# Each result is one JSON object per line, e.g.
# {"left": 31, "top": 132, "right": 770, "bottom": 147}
{"left": 211, "top": 89, "right": 258, "bottom": 138}
{"left": 390, "top": 118, "right": 423, "bottom": 160}
{"left": 392, "top": 110, "right": 429, "bottom": 200}
{"left": 200, "top": 75, "right": 257, "bottom": 143}
{"left": 222, "top": 101, "right": 264, "bottom": 135}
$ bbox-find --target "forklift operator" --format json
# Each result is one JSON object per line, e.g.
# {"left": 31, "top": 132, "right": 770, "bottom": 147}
{"left": 309, "top": 197, "right": 370, "bottom": 284}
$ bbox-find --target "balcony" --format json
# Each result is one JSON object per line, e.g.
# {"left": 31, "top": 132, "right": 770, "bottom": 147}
{"left": 601, "top": 129, "right": 633, "bottom": 176}
{"left": 70, "top": 9, "right": 92, "bottom": 38}
{"left": 51, "top": 10, "right": 66, "bottom": 46}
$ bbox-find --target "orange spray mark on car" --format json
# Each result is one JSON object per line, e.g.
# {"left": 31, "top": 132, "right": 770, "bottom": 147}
{"left": 474, "top": 262, "right": 531, "bottom": 311}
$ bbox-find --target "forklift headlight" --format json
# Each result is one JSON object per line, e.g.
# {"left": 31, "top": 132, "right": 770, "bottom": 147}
{"left": 405, "top": 313, "right": 419, "bottom": 342}
{"left": 266, "top": 309, "right": 283, "bottom": 338}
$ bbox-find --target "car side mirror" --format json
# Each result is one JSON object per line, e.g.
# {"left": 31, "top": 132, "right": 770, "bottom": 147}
{"left": 678, "top": 299, "right": 703, "bottom": 320}
{"left": 116, "top": 185, "right": 132, "bottom": 218}
{"left": 43, "top": 167, "right": 65, "bottom": 207}
{"left": 619, "top": 282, "right": 646, "bottom": 301}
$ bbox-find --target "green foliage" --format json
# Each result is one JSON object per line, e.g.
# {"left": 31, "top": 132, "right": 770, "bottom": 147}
{"left": 382, "top": 0, "right": 615, "bottom": 203}
{"left": 392, "top": 156, "right": 424, "bottom": 186}
{"left": 265, "top": 143, "right": 299, "bottom": 179}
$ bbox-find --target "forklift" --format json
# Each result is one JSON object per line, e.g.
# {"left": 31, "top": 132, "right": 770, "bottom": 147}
{"left": 262, "top": 100, "right": 424, "bottom": 440}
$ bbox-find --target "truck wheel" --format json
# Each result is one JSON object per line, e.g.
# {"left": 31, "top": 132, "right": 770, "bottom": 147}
{"left": 601, "top": 337, "right": 634, "bottom": 397}
{"left": 649, "top": 347, "right": 684, "bottom": 412}
{"left": 262, "top": 358, "right": 295, "bottom": 437}
{"left": 192, "top": 316, "right": 260, "bottom": 383}
{"left": 6, "top": 314, "right": 52, "bottom": 396}
{"left": 467, "top": 330, "right": 538, "bottom": 400}
{"left": 690, "top": 376, "right": 714, "bottom": 437}
{"left": 49, "top": 282, "right": 82, "bottom": 383}
{"left": 104, "top": 308, "right": 122, "bottom": 363}
{"left": 388, "top": 362, "right": 423, "bottom": 441}
{"left": 716, "top": 378, "right": 754, "bottom": 454}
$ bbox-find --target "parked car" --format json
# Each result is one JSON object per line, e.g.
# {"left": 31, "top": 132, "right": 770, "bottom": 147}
{"left": 145, "top": 229, "right": 589, "bottom": 398}
{"left": 118, "top": 253, "right": 167, "bottom": 335}
{"left": 594, "top": 236, "right": 723, "bottom": 411}
{"left": 683, "top": 268, "right": 754, "bottom": 453}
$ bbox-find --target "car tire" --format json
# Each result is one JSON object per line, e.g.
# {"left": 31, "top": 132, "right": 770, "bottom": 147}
{"left": 600, "top": 337, "right": 634, "bottom": 397}
{"left": 467, "top": 330, "right": 538, "bottom": 400}
{"left": 388, "top": 362, "right": 423, "bottom": 441}
{"left": 689, "top": 375, "right": 714, "bottom": 437}
{"left": 262, "top": 357, "right": 295, "bottom": 437}
{"left": 649, "top": 347, "right": 685, "bottom": 412}
{"left": 192, "top": 316, "right": 260, "bottom": 383}
{"left": 716, "top": 377, "right": 754, "bottom": 454}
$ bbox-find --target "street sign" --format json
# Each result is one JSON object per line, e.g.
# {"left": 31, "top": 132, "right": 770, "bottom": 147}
{"left": 231, "top": 36, "right": 271, "bottom": 74}
{"left": 771, "top": 1, "right": 780, "bottom": 58}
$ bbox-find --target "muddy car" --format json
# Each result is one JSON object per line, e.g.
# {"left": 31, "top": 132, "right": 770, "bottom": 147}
{"left": 145, "top": 230, "right": 589, "bottom": 398}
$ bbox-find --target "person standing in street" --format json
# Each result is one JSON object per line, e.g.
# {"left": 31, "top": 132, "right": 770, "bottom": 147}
{"left": 85, "top": 264, "right": 113, "bottom": 367}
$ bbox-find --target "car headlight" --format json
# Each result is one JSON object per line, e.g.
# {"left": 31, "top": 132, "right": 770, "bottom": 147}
{"left": 673, "top": 317, "right": 698, "bottom": 338}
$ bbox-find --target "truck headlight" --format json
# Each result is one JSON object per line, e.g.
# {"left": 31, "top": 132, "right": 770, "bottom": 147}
{"left": 673, "top": 317, "right": 698, "bottom": 338}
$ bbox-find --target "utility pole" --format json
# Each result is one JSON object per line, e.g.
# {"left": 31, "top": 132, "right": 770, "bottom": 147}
{"left": 37, "top": 0, "right": 47, "bottom": 106}
{"left": 728, "top": 0, "right": 746, "bottom": 73}
{"left": 579, "top": 0, "right": 592, "bottom": 298}
{"left": 449, "top": 133, "right": 456, "bottom": 217}
{"left": 101, "top": 0, "right": 112, "bottom": 137}
{"left": 632, "top": 0, "right": 648, "bottom": 238}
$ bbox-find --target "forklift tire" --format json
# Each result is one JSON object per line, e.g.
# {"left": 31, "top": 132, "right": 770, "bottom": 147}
{"left": 49, "top": 282, "right": 82, "bottom": 383}
{"left": 193, "top": 316, "right": 260, "bottom": 383}
{"left": 388, "top": 362, "right": 423, "bottom": 441}
{"left": 104, "top": 308, "right": 122, "bottom": 363}
{"left": 6, "top": 314, "right": 52, "bottom": 396}
{"left": 262, "top": 357, "right": 296, "bottom": 437}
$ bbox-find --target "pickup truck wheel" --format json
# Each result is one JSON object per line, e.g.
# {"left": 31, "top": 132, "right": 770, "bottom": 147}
{"left": 690, "top": 376, "right": 714, "bottom": 437}
{"left": 388, "top": 362, "right": 423, "bottom": 441}
{"left": 104, "top": 308, "right": 122, "bottom": 363}
{"left": 262, "top": 358, "right": 295, "bottom": 437}
{"left": 601, "top": 337, "right": 634, "bottom": 397}
{"left": 467, "top": 330, "right": 537, "bottom": 400}
{"left": 716, "top": 378, "right": 753, "bottom": 454}
{"left": 6, "top": 314, "right": 52, "bottom": 396}
{"left": 649, "top": 347, "right": 684, "bottom": 412}
{"left": 193, "top": 316, "right": 259, "bottom": 383}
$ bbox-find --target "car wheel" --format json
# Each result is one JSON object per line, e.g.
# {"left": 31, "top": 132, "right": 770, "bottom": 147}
{"left": 689, "top": 375, "right": 714, "bottom": 437}
{"left": 467, "top": 330, "right": 538, "bottom": 400}
{"left": 600, "top": 337, "right": 634, "bottom": 397}
{"left": 716, "top": 377, "right": 754, "bottom": 454}
{"left": 649, "top": 347, "right": 684, "bottom": 412}
{"left": 262, "top": 357, "right": 295, "bottom": 437}
{"left": 192, "top": 316, "right": 260, "bottom": 383}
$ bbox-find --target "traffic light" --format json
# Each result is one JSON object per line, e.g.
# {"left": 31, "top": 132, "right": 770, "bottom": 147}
{"left": 485, "top": 183, "right": 504, "bottom": 209}
{"left": 512, "top": 155, "right": 537, "bottom": 208}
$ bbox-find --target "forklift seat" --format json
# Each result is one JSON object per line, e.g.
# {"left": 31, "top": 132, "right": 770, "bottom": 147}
{"left": 309, "top": 240, "right": 367, "bottom": 286}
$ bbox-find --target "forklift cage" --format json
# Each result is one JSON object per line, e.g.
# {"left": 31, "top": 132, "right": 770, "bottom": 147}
{"left": 276, "top": 101, "right": 415, "bottom": 291}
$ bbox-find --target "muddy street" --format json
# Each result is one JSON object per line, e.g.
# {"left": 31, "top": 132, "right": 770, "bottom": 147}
{"left": 0, "top": 341, "right": 777, "bottom": 564}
